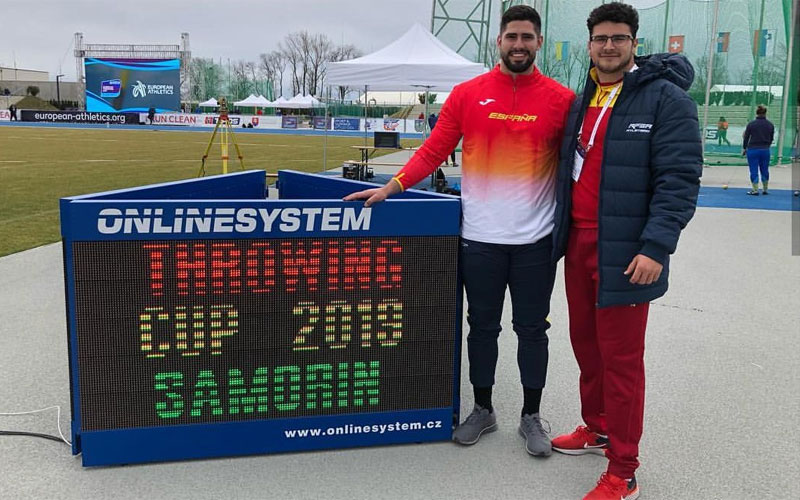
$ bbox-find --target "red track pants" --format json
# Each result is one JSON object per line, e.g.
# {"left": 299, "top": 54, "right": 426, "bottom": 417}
{"left": 564, "top": 227, "right": 649, "bottom": 479}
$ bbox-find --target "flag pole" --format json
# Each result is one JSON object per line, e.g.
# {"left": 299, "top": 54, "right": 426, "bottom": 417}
{"left": 661, "top": 0, "right": 671, "bottom": 52}
{"left": 543, "top": 0, "right": 550, "bottom": 71}
{"left": 749, "top": 0, "right": 767, "bottom": 119}
{"left": 776, "top": 0, "right": 796, "bottom": 164}
{"left": 701, "top": 0, "right": 721, "bottom": 155}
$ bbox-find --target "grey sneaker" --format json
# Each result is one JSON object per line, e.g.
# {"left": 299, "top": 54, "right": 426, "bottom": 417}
{"left": 518, "top": 413, "right": 552, "bottom": 457}
{"left": 452, "top": 405, "right": 497, "bottom": 445}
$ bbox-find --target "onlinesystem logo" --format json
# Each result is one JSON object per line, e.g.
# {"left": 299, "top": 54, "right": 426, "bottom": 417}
{"left": 132, "top": 81, "right": 147, "bottom": 98}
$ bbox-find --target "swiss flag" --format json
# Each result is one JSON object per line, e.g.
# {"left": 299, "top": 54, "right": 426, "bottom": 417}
{"left": 668, "top": 35, "right": 684, "bottom": 53}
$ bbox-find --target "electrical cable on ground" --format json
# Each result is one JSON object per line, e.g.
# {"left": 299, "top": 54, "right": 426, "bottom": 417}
{"left": 0, "top": 405, "right": 71, "bottom": 446}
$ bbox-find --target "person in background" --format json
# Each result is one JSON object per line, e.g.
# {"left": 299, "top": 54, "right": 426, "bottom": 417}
{"left": 427, "top": 112, "right": 438, "bottom": 131}
{"left": 8, "top": 104, "right": 17, "bottom": 121}
{"left": 345, "top": 4, "right": 574, "bottom": 458}
{"left": 717, "top": 116, "right": 731, "bottom": 146}
{"left": 427, "top": 112, "right": 458, "bottom": 166}
{"left": 742, "top": 105, "right": 775, "bottom": 195}
{"left": 147, "top": 106, "right": 155, "bottom": 125}
{"left": 551, "top": 3, "right": 701, "bottom": 499}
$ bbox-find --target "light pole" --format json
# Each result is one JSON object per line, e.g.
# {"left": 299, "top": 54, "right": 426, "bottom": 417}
{"left": 56, "top": 74, "right": 65, "bottom": 107}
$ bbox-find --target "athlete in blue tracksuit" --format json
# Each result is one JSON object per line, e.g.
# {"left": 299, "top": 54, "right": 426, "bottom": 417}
{"left": 742, "top": 105, "right": 775, "bottom": 195}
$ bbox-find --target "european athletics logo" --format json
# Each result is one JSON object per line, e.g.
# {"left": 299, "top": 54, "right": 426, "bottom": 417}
{"left": 132, "top": 81, "right": 147, "bottom": 98}
{"left": 100, "top": 79, "right": 121, "bottom": 98}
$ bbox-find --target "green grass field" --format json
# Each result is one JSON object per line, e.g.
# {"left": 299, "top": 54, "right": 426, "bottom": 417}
{"left": 0, "top": 126, "right": 420, "bottom": 257}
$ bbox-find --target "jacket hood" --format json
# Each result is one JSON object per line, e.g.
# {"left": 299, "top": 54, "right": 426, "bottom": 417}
{"left": 631, "top": 53, "right": 694, "bottom": 90}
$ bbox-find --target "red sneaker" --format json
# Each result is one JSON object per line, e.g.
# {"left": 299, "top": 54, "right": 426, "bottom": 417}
{"left": 583, "top": 473, "right": 639, "bottom": 500}
{"left": 552, "top": 425, "right": 608, "bottom": 455}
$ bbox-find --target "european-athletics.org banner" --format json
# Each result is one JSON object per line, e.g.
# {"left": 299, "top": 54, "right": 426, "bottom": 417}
{"left": 21, "top": 110, "right": 140, "bottom": 124}
{"left": 85, "top": 58, "right": 180, "bottom": 113}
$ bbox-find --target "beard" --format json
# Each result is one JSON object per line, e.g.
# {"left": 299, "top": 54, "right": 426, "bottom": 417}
{"left": 501, "top": 49, "right": 535, "bottom": 73}
{"left": 595, "top": 51, "right": 634, "bottom": 74}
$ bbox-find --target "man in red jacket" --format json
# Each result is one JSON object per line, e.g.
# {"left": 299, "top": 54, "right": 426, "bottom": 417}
{"left": 345, "top": 5, "right": 574, "bottom": 457}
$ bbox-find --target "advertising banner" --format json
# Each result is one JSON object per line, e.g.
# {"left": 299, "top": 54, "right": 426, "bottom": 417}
{"left": 0, "top": 110, "right": 10, "bottom": 121}
{"left": 333, "top": 118, "right": 360, "bottom": 131}
{"left": 312, "top": 116, "right": 330, "bottom": 130}
{"left": 281, "top": 116, "right": 298, "bottom": 129}
{"left": 85, "top": 58, "right": 181, "bottom": 113}
{"left": 20, "top": 110, "right": 139, "bottom": 124}
{"left": 383, "top": 118, "right": 400, "bottom": 131}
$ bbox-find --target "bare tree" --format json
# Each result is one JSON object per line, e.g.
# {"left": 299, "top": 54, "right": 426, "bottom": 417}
{"left": 230, "top": 60, "right": 253, "bottom": 100}
{"left": 307, "top": 33, "right": 333, "bottom": 96}
{"left": 259, "top": 50, "right": 285, "bottom": 99}
{"left": 280, "top": 32, "right": 305, "bottom": 95}
{"left": 329, "top": 44, "right": 362, "bottom": 101}
{"left": 246, "top": 61, "right": 261, "bottom": 96}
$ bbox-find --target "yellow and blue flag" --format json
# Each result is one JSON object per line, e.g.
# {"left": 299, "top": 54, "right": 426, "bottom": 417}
{"left": 554, "top": 41, "right": 569, "bottom": 61}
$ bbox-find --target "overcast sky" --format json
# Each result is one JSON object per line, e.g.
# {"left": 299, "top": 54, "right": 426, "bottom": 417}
{"left": 0, "top": 0, "right": 432, "bottom": 81}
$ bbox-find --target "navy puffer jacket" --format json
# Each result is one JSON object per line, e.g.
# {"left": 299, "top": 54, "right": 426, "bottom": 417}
{"left": 553, "top": 54, "right": 702, "bottom": 307}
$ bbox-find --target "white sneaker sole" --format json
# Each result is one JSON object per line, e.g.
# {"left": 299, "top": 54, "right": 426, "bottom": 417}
{"left": 552, "top": 445, "right": 607, "bottom": 456}
{"left": 452, "top": 423, "right": 497, "bottom": 445}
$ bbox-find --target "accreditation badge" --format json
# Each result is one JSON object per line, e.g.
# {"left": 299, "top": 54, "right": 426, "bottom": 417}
{"left": 572, "top": 141, "right": 588, "bottom": 182}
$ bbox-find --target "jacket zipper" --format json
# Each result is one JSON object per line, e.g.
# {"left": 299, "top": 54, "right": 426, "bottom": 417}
{"left": 596, "top": 78, "right": 626, "bottom": 307}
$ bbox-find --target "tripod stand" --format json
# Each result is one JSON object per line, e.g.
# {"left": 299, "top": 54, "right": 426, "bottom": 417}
{"left": 198, "top": 97, "right": 245, "bottom": 176}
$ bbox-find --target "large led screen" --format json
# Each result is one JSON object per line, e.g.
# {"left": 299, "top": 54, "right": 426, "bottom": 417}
{"left": 72, "top": 236, "right": 458, "bottom": 432}
{"left": 85, "top": 58, "right": 180, "bottom": 112}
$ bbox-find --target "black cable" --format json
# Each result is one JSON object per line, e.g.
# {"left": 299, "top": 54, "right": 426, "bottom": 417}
{"left": 0, "top": 430, "right": 67, "bottom": 444}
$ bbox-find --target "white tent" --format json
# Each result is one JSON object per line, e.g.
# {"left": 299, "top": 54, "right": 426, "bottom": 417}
{"left": 326, "top": 23, "right": 485, "bottom": 91}
{"left": 198, "top": 97, "right": 219, "bottom": 108}
{"left": 233, "top": 94, "right": 262, "bottom": 107}
{"left": 272, "top": 96, "right": 291, "bottom": 107}
{"left": 255, "top": 95, "right": 273, "bottom": 106}
{"left": 282, "top": 94, "right": 324, "bottom": 109}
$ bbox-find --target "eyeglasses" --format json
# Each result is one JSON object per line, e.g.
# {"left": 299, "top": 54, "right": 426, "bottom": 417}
{"left": 590, "top": 35, "right": 634, "bottom": 46}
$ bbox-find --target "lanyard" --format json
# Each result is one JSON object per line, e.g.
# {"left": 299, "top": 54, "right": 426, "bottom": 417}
{"left": 578, "top": 84, "right": 620, "bottom": 151}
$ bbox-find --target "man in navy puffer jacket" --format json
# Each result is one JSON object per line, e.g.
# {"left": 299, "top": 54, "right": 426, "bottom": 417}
{"left": 549, "top": 3, "right": 702, "bottom": 499}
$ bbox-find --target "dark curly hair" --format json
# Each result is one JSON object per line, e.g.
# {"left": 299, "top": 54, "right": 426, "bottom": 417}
{"left": 587, "top": 2, "right": 639, "bottom": 38}
{"left": 500, "top": 5, "right": 542, "bottom": 34}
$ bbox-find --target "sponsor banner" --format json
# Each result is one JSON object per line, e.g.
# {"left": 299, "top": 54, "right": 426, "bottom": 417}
{"left": 414, "top": 119, "right": 425, "bottom": 133}
{"left": 0, "top": 110, "right": 10, "bottom": 121}
{"left": 151, "top": 113, "right": 202, "bottom": 126}
{"left": 282, "top": 116, "right": 298, "bottom": 129}
{"left": 205, "top": 114, "right": 243, "bottom": 126}
{"left": 21, "top": 110, "right": 139, "bottom": 124}
{"left": 312, "top": 116, "right": 331, "bottom": 130}
{"left": 333, "top": 118, "right": 360, "bottom": 131}
{"left": 383, "top": 118, "right": 400, "bottom": 131}
{"left": 364, "top": 118, "right": 381, "bottom": 131}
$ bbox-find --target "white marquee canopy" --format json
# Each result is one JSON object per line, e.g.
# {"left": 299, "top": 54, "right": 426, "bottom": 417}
{"left": 326, "top": 23, "right": 485, "bottom": 91}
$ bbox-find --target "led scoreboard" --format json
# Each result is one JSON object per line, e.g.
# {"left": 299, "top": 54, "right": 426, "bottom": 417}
{"left": 61, "top": 170, "right": 462, "bottom": 466}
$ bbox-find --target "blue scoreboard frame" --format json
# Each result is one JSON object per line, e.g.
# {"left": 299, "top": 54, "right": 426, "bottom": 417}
{"left": 60, "top": 170, "right": 463, "bottom": 466}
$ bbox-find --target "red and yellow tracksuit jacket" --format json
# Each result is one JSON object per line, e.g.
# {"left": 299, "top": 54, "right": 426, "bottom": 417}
{"left": 393, "top": 65, "right": 574, "bottom": 244}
